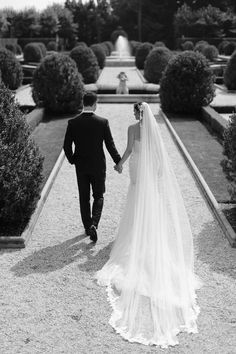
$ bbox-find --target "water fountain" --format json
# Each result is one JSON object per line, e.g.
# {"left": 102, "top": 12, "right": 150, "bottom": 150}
{"left": 106, "top": 35, "right": 134, "bottom": 67}
{"left": 96, "top": 35, "right": 159, "bottom": 102}
{"left": 114, "top": 35, "right": 131, "bottom": 58}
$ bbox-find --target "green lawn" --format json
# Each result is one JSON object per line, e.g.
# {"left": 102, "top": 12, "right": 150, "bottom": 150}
{"left": 32, "top": 113, "right": 76, "bottom": 187}
{"left": 168, "top": 114, "right": 236, "bottom": 232}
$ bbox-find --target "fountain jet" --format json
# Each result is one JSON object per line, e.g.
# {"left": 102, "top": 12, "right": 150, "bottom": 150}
{"left": 115, "top": 35, "right": 131, "bottom": 57}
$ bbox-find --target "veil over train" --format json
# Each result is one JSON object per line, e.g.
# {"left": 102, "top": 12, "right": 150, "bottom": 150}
{"left": 95, "top": 103, "right": 201, "bottom": 348}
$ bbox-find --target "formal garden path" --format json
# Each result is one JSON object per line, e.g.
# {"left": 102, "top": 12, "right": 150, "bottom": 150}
{"left": 0, "top": 103, "right": 235, "bottom": 354}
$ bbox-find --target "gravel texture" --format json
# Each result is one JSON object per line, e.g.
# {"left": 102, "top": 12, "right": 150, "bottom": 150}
{"left": 0, "top": 103, "right": 236, "bottom": 354}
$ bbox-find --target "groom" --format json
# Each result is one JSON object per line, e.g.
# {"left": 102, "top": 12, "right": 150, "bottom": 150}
{"left": 63, "top": 91, "right": 121, "bottom": 242}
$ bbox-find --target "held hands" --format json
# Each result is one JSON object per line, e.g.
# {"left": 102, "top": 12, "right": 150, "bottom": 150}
{"left": 114, "top": 162, "right": 123, "bottom": 174}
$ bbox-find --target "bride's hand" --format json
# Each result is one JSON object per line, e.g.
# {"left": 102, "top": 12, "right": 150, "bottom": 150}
{"left": 114, "top": 163, "right": 123, "bottom": 174}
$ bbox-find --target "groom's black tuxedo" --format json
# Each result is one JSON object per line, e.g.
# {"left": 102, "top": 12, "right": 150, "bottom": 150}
{"left": 63, "top": 111, "right": 121, "bottom": 232}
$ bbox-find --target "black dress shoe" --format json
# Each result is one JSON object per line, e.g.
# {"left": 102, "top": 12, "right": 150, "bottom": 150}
{"left": 85, "top": 229, "right": 90, "bottom": 236}
{"left": 88, "top": 225, "right": 97, "bottom": 243}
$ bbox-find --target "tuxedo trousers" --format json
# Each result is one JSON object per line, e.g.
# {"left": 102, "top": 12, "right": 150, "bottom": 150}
{"left": 75, "top": 167, "right": 105, "bottom": 230}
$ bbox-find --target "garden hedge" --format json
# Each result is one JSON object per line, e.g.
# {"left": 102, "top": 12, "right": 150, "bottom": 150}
{"left": 202, "top": 45, "right": 219, "bottom": 61}
{"left": 144, "top": 47, "right": 173, "bottom": 84}
{"left": 90, "top": 44, "right": 106, "bottom": 69}
{"left": 32, "top": 53, "right": 84, "bottom": 113}
{"left": 160, "top": 50, "right": 215, "bottom": 113}
{"left": 135, "top": 42, "right": 153, "bottom": 70}
{"left": 224, "top": 51, "right": 236, "bottom": 90}
{"left": 0, "top": 48, "right": 23, "bottom": 89}
{"left": 222, "top": 112, "right": 236, "bottom": 199}
{"left": 70, "top": 45, "right": 99, "bottom": 84}
{"left": 23, "top": 42, "right": 45, "bottom": 62}
{"left": 0, "top": 82, "right": 43, "bottom": 235}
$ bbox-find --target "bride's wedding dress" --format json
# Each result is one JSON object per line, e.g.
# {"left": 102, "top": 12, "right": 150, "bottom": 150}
{"left": 95, "top": 103, "right": 201, "bottom": 348}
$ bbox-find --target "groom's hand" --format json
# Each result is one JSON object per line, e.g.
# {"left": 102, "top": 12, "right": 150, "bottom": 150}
{"left": 114, "top": 164, "right": 122, "bottom": 173}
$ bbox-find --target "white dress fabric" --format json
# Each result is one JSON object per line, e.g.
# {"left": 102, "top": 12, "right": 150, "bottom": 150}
{"left": 95, "top": 103, "right": 201, "bottom": 348}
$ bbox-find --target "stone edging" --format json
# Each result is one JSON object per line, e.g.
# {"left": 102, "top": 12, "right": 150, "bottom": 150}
{"left": 201, "top": 106, "right": 227, "bottom": 138}
{"left": 0, "top": 150, "right": 65, "bottom": 249}
{"left": 160, "top": 109, "right": 236, "bottom": 248}
{"left": 98, "top": 94, "right": 160, "bottom": 103}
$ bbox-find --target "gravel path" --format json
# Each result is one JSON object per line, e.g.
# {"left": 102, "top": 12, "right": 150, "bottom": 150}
{"left": 0, "top": 104, "right": 235, "bottom": 354}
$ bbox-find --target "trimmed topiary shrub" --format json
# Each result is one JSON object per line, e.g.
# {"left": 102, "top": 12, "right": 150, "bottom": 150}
{"left": 102, "top": 41, "right": 113, "bottom": 55}
{"left": 224, "top": 51, "right": 236, "bottom": 90}
{"left": 73, "top": 41, "right": 87, "bottom": 49}
{"left": 224, "top": 42, "right": 236, "bottom": 56}
{"left": 70, "top": 45, "right": 99, "bottom": 84}
{"left": 130, "top": 41, "right": 141, "bottom": 56}
{"left": 154, "top": 41, "right": 166, "bottom": 48}
{"left": 144, "top": 47, "right": 173, "bottom": 84}
{"left": 202, "top": 44, "right": 219, "bottom": 61}
{"left": 160, "top": 50, "right": 215, "bottom": 113}
{"left": 0, "top": 48, "right": 23, "bottom": 90}
{"left": 90, "top": 44, "right": 106, "bottom": 69}
{"left": 181, "top": 41, "right": 194, "bottom": 51}
{"left": 135, "top": 42, "right": 153, "bottom": 70}
{"left": 23, "top": 43, "right": 44, "bottom": 62}
{"left": 32, "top": 53, "right": 84, "bottom": 113}
{"left": 221, "top": 111, "right": 236, "bottom": 200}
{"left": 37, "top": 42, "right": 47, "bottom": 57}
{"left": 16, "top": 44, "right": 23, "bottom": 55}
{"left": 47, "top": 41, "right": 57, "bottom": 51}
{"left": 0, "top": 82, "right": 43, "bottom": 235}
{"left": 194, "top": 40, "right": 208, "bottom": 54}
{"left": 5, "top": 43, "right": 17, "bottom": 54}
{"left": 218, "top": 40, "right": 230, "bottom": 54}
{"left": 100, "top": 43, "right": 109, "bottom": 56}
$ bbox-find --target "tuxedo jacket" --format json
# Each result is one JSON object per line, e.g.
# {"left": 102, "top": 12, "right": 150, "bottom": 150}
{"left": 63, "top": 112, "right": 121, "bottom": 174}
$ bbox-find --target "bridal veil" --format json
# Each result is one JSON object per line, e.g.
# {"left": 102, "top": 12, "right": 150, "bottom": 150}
{"left": 95, "top": 102, "right": 201, "bottom": 348}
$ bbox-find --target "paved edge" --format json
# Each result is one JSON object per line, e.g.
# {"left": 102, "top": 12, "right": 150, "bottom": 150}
{"left": 160, "top": 109, "right": 236, "bottom": 248}
{"left": 0, "top": 150, "right": 65, "bottom": 249}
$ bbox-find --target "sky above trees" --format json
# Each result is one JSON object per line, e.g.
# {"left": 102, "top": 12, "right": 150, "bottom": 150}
{"left": 0, "top": 0, "right": 70, "bottom": 11}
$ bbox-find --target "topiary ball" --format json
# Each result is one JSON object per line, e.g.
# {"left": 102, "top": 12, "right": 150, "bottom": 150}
{"left": 154, "top": 41, "right": 166, "bottom": 48}
{"left": 135, "top": 42, "right": 153, "bottom": 70}
{"left": 160, "top": 51, "right": 215, "bottom": 114}
{"left": 70, "top": 45, "right": 99, "bottom": 84}
{"left": 194, "top": 40, "right": 208, "bottom": 54}
{"left": 102, "top": 41, "right": 113, "bottom": 55}
{"left": 90, "top": 44, "right": 106, "bottom": 69}
{"left": 224, "top": 51, "right": 236, "bottom": 90}
{"left": 0, "top": 48, "right": 23, "bottom": 89}
{"left": 144, "top": 47, "right": 173, "bottom": 84}
{"left": 36, "top": 42, "right": 47, "bottom": 56}
{"left": 202, "top": 45, "right": 219, "bottom": 61}
{"left": 224, "top": 42, "right": 236, "bottom": 56}
{"left": 5, "top": 43, "right": 17, "bottom": 54}
{"left": 130, "top": 41, "right": 141, "bottom": 56}
{"left": 23, "top": 43, "right": 44, "bottom": 63}
{"left": 32, "top": 53, "right": 84, "bottom": 114}
{"left": 47, "top": 41, "right": 57, "bottom": 51}
{"left": 181, "top": 41, "right": 194, "bottom": 51}
{"left": 100, "top": 43, "right": 110, "bottom": 56}
{"left": 218, "top": 40, "right": 230, "bottom": 54}
{"left": 0, "top": 81, "right": 43, "bottom": 234}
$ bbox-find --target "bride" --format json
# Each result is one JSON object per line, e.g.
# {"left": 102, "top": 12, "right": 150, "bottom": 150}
{"left": 95, "top": 102, "right": 201, "bottom": 348}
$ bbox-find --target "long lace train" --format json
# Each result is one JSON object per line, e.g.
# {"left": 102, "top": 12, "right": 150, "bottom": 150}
{"left": 95, "top": 104, "right": 201, "bottom": 348}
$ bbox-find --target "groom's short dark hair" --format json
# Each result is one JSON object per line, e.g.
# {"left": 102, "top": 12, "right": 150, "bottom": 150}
{"left": 83, "top": 92, "right": 97, "bottom": 107}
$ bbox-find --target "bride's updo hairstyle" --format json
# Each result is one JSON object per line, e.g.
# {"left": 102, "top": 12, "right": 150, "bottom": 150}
{"left": 134, "top": 102, "right": 144, "bottom": 118}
